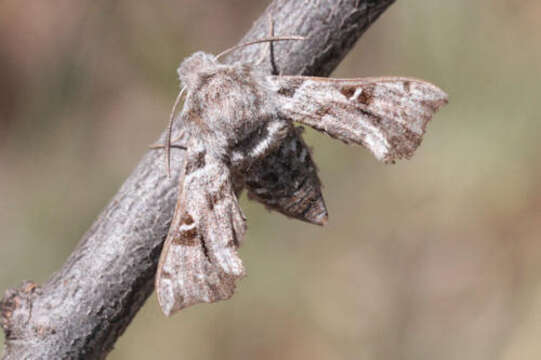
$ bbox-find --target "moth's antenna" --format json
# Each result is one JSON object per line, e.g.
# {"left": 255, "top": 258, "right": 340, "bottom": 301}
{"left": 165, "top": 86, "right": 186, "bottom": 177}
{"left": 216, "top": 36, "right": 305, "bottom": 60}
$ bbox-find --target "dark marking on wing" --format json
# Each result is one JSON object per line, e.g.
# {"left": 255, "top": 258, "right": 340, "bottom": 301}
{"left": 403, "top": 80, "right": 411, "bottom": 92}
{"left": 339, "top": 85, "right": 356, "bottom": 99}
{"left": 276, "top": 78, "right": 302, "bottom": 98}
{"left": 314, "top": 105, "right": 332, "bottom": 118}
{"left": 357, "top": 86, "right": 373, "bottom": 105}
{"left": 171, "top": 212, "right": 198, "bottom": 246}
{"left": 200, "top": 238, "right": 210, "bottom": 261}
{"left": 159, "top": 270, "right": 172, "bottom": 280}
{"left": 181, "top": 212, "right": 195, "bottom": 226}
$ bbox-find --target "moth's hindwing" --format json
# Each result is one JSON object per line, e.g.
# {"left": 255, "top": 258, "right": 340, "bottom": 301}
{"left": 270, "top": 76, "right": 448, "bottom": 163}
{"left": 245, "top": 125, "right": 328, "bottom": 225}
{"left": 156, "top": 144, "right": 246, "bottom": 316}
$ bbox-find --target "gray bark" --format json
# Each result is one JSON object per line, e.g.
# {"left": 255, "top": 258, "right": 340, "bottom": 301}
{"left": 0, "top": 0, "right": 396, "bottom": 358}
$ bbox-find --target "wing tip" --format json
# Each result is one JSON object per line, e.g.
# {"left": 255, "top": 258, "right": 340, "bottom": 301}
{"left": 156, "top": 288, "right": 179, "bottom": 317}
{"left": 156, "top": 267, "right": 246, "bottom": 317}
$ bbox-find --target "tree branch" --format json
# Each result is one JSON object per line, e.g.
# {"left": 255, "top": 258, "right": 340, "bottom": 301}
{"left": 0, "top": 0, "right": 396, "bottom": 358}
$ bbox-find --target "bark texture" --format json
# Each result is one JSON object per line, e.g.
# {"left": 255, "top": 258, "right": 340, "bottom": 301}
{"left": 0, "top": 0, "right": 396, "bottom": 358}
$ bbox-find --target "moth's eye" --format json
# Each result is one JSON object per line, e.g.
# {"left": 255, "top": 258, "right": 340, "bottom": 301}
{"left": 178, "top": 52, "right": 216, "bottom": 84}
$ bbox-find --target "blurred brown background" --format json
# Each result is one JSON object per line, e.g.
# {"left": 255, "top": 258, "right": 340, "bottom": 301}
{"left": 1, "top": 1, "right": 541, "bottom": 359}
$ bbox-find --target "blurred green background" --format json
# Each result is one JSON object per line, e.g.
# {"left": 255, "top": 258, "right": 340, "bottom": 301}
{"left": 1, "top": 1, "right": 541, "bottom": 359}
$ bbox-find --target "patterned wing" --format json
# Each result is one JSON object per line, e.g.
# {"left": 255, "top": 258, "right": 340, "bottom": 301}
{"left": 269, "top": 76, "right": 448, "bottom": 163}
{"left": 156, "top": 142, "right": 246, "bottom": 316}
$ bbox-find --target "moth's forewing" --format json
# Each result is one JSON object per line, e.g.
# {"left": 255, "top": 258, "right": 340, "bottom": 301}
{"left": 156, "top": 145, "right": 246, "bottom": 316}
{"left": 270, "top": 76, "right": 448, "bottom": 163}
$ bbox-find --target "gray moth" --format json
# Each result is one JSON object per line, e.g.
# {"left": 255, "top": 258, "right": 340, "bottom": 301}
{"left": 155, "top": 45, "right": 448, "bottom": 316}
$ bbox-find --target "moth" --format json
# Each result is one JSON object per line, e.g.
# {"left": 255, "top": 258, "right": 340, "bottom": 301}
{"left": 154, "top": 38, "right": 448, "bottom": 316}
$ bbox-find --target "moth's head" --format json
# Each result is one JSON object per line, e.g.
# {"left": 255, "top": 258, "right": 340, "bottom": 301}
{"left": 177, "top": 51, "right": 217, "bottom": 88}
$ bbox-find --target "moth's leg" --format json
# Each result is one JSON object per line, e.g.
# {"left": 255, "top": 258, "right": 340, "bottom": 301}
{"left": 149, "top": 144, "right": 187, "bottom": 150}
{"left": 255, "top": 15, "right": 278, "bottom": 75}
{"left": 149, "top": 134, "right": 187, "bottom": 150}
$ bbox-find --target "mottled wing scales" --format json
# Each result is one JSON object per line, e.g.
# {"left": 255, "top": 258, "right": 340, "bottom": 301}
{"left": 245, "top": 125, "right": 328, "bottom": 225}
{"left": 156, "top": 143, "right": 246, "bottom": 316}
{"left": 270, "top": 76, "right": 448, "bottom": 162}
